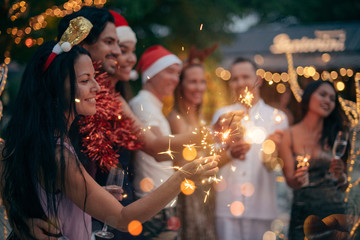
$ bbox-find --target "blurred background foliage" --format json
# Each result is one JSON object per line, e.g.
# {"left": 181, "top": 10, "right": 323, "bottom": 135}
{"left": 1, "top": 0, "right": 360, "bottom": 64}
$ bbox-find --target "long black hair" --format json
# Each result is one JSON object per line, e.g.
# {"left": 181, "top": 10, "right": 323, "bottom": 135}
{"left": 1, "top": 41, "right": 90, "bottom": 239}
{"left": 301, "top": 80, "right": 345, "bottom": 148}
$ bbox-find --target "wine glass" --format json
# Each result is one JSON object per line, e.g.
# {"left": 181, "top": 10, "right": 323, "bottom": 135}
{"left": 94, "top": 167, "right": 124, "bottom": 239}
{"left": 332, "top": 131, "right": 348, "bottom": 160}
{"left": 330, "top": 131, "right": 348, "bottom": 180}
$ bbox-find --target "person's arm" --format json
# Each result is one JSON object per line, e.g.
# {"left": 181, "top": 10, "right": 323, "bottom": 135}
{"left": 278, "top": 129, "right": 308, "bottom": 189}
{"left": 62, "top": 147, "right": 219, "bottom": 231}
{"left": 120, "top": 97, "right": 201, "bottom": 162}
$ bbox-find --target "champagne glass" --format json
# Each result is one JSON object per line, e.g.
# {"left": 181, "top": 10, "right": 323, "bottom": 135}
{"left": 330, "top": 131, "right": 348, "bottom": 180}
{"left": 94, "top": 167, "right": 124, "bottom": 239}
{"left": 332, "top": 131, "right": 348, "bottom": 159}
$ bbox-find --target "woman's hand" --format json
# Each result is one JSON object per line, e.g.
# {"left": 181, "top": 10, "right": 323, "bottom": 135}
{"left": 103, "top": 185, "right": 124, "bottom": 201}
{"left": 329, "top": 158, "right": 345, "bottom": 179}
{"left": 27, "top": 218, "right": 60, "bottom": 240}
{"left": 294, "top": 166, "right": 309, "bottom": 188}
{"left": 229, "top": 138, "right": 251, "bottom": 160}
{"left": 181, "top": 155, "right": 219, "bottom": 182}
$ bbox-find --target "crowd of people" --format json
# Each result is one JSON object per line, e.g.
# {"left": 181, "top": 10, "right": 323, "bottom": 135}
{"left": 0, "top": 5, "right": 353, "bottom": 240}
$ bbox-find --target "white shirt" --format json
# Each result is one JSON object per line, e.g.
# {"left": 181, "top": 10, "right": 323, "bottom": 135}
{"left": 129, "top": 90, "right": 175, "bottom": 207}
{"left": 212, "top": 99, "right": 288, "bottom": 219}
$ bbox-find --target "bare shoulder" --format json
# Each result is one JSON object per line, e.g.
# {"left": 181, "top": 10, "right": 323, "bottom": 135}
{"left": 167, "top": 110, "right": 179, "bottom": 122}
{"left": 167, "top": 110, "right": 187, "bottom": 134}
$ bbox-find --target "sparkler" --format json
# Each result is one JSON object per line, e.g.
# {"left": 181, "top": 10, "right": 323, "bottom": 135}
{"left": 238, "top": 86, "right": 254, "bottom": 109}
{"left": 296, "top": 154, "right": 310, "bottom": 169}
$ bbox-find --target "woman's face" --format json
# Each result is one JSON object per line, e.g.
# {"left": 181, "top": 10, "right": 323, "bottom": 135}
{"left": 308, "top": 83, "right": 336, "bottom": 118}
{"left": 74, "top": 54, "right": 100, "bottom": 116}
{"left": 181, "top": 66, "right": 206, "bottom": 106}
{"left": 116, "top": 41, "right": 137, "bottom": 81}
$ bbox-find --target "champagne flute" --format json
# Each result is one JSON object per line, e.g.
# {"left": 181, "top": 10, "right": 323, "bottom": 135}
{"left": 94, "top": 167, "right": 124, "bottom": 239}
{"left": 332, "top": 131, "right": 348, "bottom": 159}
{"left": 330, "top": 131, "right": 348, "bottom": 180}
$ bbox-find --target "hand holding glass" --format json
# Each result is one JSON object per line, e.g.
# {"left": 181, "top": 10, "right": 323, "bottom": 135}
{"left": 94, "top": 167, "right": 124, "bottom": 239}
{"left": 332, "top": 131, "right": 348, "bottom": 159}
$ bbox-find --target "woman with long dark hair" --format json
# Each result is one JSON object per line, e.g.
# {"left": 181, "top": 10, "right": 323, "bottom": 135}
{"left": 0, "top": 28, "right": 219, "bottom": 239}
{"left": 279, "top": 80, "right": 348, "bottom": 240}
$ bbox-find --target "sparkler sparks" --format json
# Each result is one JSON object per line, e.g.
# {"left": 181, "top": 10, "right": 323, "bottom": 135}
{"left": 158, "top": 139, "right": 175, "bottom": 160}
{"left": 238, "top": 87, "right": 254, "bottom": 108}
{"left": 296, "top": 154, "right": 310, "bottom": 168}
{"left": 204, "top": 188, "right": 211, "bottom": 203}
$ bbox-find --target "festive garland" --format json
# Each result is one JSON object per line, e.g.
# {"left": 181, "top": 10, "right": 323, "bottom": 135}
{"left": 78, "top": 64, "right": 143, "bottom": 171}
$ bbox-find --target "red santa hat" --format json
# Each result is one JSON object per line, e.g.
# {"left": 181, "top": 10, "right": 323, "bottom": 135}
{"left": 109, "top": 10, "right": 137, "bottom": 43}
{"left": 136, "top": 45, "right": 182, "bottom": 84}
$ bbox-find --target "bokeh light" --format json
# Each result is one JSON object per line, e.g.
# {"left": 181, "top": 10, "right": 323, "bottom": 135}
{"left": 347, "top": 69, "right": 354, "bottom": 77}
{"left": 241, "top": 182, "right": 255, "bottom": 197}
{"left": 140, "top": 177, "right": 154, "bottom": 192}
{"left": 321, "top": 53, "right": 331, "bottom": 63}
{"left": 220, "top": 70, "right": 231, "bottom": 80}
{"left": 215, "top": 67, "right": 224, "bottom": 77}
{"left": 128, "top": 220, "right": 142, "bottom": 236}
{"left": 296, "top": 66, "right": 304, "bottom": 76}
{"left": 181, "top": 179, "right": 195, "bottom": 195}
{"left": 244, "top": 126, "right": 266, "bottom": 144}
{"left": 230, "top": 201, "right": 245, "bottom": 216}
{"left": 272, "top": 73, "right": 281, "bottom": 83}
{"left": 182, "top": 145, "right": 197, "bottom": 161}
{"left": 167, "top": 216, "right": 181, "bottom": 230}
{"left": 276, "top": 83, "right": 286, "bottom": 94}
{"left": 313, "top": 72, "right": 320, "bottom": 81}
{"left": 254, "top": 54, "right": 264, "bottom": 65}
{"left": 271, "top": 219, "right": 284, "bottom": 234}
{"left": 262, "top": 139, "right": 276, "bottom": 155}
{"left": 330, "top": 71, "right": 338, "bottom": 80}
{"left": 263, "top": 231, "right": 276, "bottom": 240}
{"left": 336, "top": 81, "right": 345, "bottom": 91}
{"left": 339, "top": 68, "right": 347, "bottom": 76}
{"left": 256, "top": 69, "right": 265, "bottom": 78}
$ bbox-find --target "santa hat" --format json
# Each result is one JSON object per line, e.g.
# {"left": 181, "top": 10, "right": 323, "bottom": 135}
{"left": 136, "top": 45, "right": 182, "bottom": 84}
{"left": 109, "top": 10, "right": 137, "bottom": 43}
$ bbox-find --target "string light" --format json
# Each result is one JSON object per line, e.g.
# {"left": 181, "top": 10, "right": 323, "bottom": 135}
{"left": 4, "top": 0, "right": 108, "bottom": 60}
{"left": 286, "top": 53, "right": 303, "bottom": 102}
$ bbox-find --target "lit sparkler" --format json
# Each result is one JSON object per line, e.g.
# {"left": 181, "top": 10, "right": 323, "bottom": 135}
{"left": 204, "top": 188, "right": 211, "bottom": 203}
{"left": 238, "top": 87, "right": 254, "bottom": 108}
{"left": 296, "top": 154, "right": 310, "bottom": 169}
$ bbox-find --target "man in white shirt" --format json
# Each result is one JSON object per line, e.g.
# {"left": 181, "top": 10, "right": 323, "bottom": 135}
{"left": 212, "top": 57, "right": 289, "bottom": 240}
{"left": 129, "top": 45, "right": 182, "bottom": 240}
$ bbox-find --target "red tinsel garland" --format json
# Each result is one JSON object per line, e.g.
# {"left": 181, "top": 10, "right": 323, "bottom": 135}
{"left": 78, "top": 65, "right": 143, "bottom": 171}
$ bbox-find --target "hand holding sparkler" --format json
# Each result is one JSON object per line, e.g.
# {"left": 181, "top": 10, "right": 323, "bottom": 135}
{"left": 180, "top": 155, "right": 220, "bottom": 182}
{"left": 295, "top": 154, "right": 310, "bottom": 188}
{"left": 213, "top": 110, "right": 245, "bottom": 146}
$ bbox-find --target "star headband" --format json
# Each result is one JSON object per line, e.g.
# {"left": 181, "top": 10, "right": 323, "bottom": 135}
{"left": 43, "top": 16, "right": 93, "bottom": 71}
